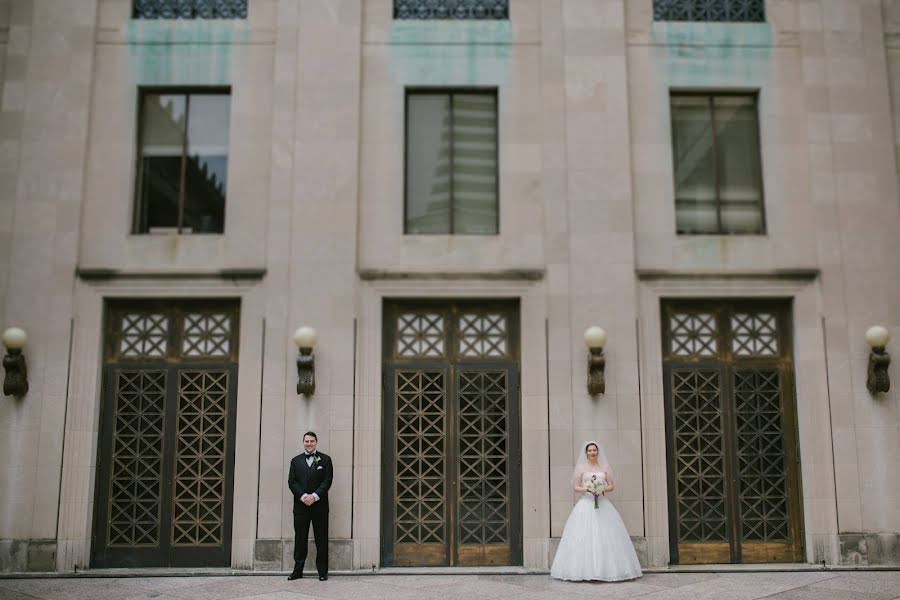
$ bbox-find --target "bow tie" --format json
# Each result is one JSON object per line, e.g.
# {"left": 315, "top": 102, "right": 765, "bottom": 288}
{"left": 305, "top": 453, "right": 316, "bottom": 457}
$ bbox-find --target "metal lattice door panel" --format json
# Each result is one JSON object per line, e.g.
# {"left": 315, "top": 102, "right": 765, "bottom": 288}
{"left": 733, "top": 368, "right": 800, "bottom": 562}
{"left": 93, "top": 301, "right": 239, "bottom": 568}
{"left": 172, "top": 370, "right": 231, "bottom": 547}
{"left": 666, "top": 368, "right": 732, "bottom": 564}
{"left": 662, "top": 301, "right": 803, "bottom": 565}
{"left": 106, "top": 370, "right": 168, "bottom": 548}
{"left": 456, "top": 368, "right": 517, "bottom": 566}
{"left": 382, "top": 300, "right": 521, "bottom": 567}
{"left": 390, "top": 368, "right": 449, "bottom": 566}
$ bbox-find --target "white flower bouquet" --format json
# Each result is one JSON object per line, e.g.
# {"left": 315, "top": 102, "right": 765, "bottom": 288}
{"left": 585, "top": 474, "right": 608, "bottom": 509}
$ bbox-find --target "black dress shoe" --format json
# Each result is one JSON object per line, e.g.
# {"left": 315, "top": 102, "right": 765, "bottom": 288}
{"left": 318, "top": 575, "right": 328, "bottom": 581}
{"left": 287, "top": 570, "right": 303, "bottom": 581}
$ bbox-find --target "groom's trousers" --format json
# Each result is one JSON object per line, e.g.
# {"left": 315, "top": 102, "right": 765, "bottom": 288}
{"left": 293, "top": 499, "right": 329, "bottom": 576}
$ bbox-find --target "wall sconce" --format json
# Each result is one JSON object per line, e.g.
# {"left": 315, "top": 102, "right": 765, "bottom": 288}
{"left": 865, "top": 325, "right": 891, "bottom": 394}
{"left": 584, "top": 326, "right": 607, "bottom": 395}
{"left": 2, "top": 327, "right": 28, "bottom": 397}
{"left": 293, "top": 326, "right": 317, "bottom": 395}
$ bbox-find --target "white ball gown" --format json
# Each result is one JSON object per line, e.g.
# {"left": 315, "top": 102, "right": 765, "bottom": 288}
{"left": 550, "top": 471, "right": 643, "bottom": 581}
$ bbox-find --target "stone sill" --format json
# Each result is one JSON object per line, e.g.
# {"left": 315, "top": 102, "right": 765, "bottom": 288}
{"left": 358, "top": 269, "right": 544, "bottom": 281}
{"left": 76, "top": 268, "right": 266, "bottom": 281}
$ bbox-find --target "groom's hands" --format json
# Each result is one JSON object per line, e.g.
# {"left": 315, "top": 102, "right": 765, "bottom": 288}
{"left": 300, "top": 493, "right": 319, "bottom": 506}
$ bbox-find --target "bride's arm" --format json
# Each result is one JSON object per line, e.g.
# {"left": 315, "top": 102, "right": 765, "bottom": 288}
{"left": 604, "top": 469, "right": 615, "bottom": 493}
{"left": 572, "top": 467, "right": 586, "bottom": 493}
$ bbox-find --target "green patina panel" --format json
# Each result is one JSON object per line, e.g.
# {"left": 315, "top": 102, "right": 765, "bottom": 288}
{"left": 388, "top": 20, "right": 512, "bottom": 87}
{"left": 652, "top": 22, "right": 774, "bottom": 87}
{"left": 125, "top": 19, "right": 251, "bottom": 85}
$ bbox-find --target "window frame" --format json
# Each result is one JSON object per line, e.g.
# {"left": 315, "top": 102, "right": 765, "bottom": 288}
{"left": 133, "top": 86, "right": 232, "bottom": 235}
{"left": 403, "top": 87, "right": 500, "bottom": 236}
{"left": 669, "top": 90, "right": 767, "bottom": 236}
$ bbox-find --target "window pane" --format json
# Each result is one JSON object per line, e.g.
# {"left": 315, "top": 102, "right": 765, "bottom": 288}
{"left": 139, "top": 94, "right": 186, "bottom": 232}
{"left": 714, "top": 96, "right": 763, "bottom": 234}
{"left": 671, "top": 96, "right": 717, "bottom": 234}
{"left": 452, "top": 94, "right": 497, "bottom": 234}
{"left": 183, "top": 95, "right": 229, "bottom": 234}
{"left": 407, "top": 95, "right": 452, "bottom": 234}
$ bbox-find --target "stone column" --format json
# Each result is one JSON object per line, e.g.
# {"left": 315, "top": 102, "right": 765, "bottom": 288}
{"left": 0, "top": 0, "right": 98, "bottom": 572}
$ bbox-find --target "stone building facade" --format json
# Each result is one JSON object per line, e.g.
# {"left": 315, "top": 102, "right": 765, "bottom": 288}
{"left": 0, "top": 0, "right": 898, "bottom": 573}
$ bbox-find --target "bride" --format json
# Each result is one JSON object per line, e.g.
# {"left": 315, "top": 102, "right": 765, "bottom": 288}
{"left": 550, "top": 440, "right": 642, "bottom": 581}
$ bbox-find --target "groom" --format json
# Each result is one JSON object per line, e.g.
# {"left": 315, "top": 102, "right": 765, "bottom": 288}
{"left": 287, "top": 431, "right": 333, "bottom": 581}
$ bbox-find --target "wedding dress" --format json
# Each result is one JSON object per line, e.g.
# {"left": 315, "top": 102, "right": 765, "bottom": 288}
{"left": 550, "top": 470, "right": 643, "bottom": 581}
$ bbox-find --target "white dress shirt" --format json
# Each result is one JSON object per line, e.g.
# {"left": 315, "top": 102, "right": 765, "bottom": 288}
{"left": 300, "top": 453, "right": 320, "bottom": 502}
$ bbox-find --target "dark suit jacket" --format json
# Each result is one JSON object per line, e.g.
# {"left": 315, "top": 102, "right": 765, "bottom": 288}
{"left": 288, "top": 451, "right": 334, "bottom": 510}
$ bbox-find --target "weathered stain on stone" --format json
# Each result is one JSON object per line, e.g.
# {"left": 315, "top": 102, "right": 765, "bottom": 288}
{"left": 125, "top": 19, "right": 250, "bottom": 85}
{"left": 388, "top": 20, "right": 512, "bottom": 88}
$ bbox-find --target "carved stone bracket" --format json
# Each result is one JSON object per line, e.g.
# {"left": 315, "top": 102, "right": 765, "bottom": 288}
{"left": 587, "top": 348, "right": 605, "bottom": 395}
{"left": 2, "top": 349, "right": 28, "bottom": 397}
{"left": 296, "top": 349, "right": 315, "bottom": 396}
{"left": 867, "top": 348, "right": 891, "bottom": 395}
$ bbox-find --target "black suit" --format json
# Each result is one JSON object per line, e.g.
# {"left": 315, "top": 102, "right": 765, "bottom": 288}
{"left": 288, "top": 451, "right": 333, "bottom": 577}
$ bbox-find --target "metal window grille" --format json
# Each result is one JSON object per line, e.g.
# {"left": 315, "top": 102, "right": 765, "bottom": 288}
{"left": 133, "top": 0, "right": 248, "bottom": 19}
{"left": 653, "top": 0, "right": 765, "bottom": 22}
{"left": 394, "top": 0, "right": 509, "bottom": 20}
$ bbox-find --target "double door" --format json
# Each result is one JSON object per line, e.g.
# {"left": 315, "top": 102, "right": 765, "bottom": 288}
{"left": 92, "top": 301, "right": 239, "bottom": 568}
{"left": 662, "top": 300, "right": 804, "bottom": 564}
{"left": 381, "top": 300, "right": 522, "bottom": 567}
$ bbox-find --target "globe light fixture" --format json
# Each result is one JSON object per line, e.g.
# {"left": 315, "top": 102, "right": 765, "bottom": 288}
{"left": 294, "top": 326, "right": 317, "bottom": 395}
{"left": 865, "top": 325, "right": 891, "bottom": 394}
{"left": 2, "top": 327, "right": 28, "bottom": 397}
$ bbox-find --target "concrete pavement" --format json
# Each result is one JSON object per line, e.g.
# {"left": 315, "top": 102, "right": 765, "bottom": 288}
{"left": 2, "top": 570, "right": 900, "bottom": 599}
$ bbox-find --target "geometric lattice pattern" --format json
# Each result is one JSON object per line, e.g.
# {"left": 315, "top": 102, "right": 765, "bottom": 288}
{"left": 394, "top": 0, "right": 509, "bottom": 19}
{"left": 397, "top": 313, "right": 445, "bottom": 358}
{"left": 670, "top": 312, "right": 718, "bottom": 357}
{"left": 672, "top": 369, "right": 728, "bottom": 543}
{"left": 457, "top": 371, "right": 509, "bottom": 546}
{"left": 182, "top": 313, "right": 232, "bottom": 358}
{"left": 119, "top": 313, "right": 169, "bottom": 359}
{"left": 664, "top": 301, "right": 799, "bottom": 563}
{"left": 653, "top": 0, "right": 765, "bottom": 22}
{"left": 734, "top": 370, "right": 790, "bottom": 542}
{"left": 731, "top": 313, "right": 779, "bottom": 357}
{"left": 133, "top": 0, "right": 248, "bottom": 19}
{"left": 458, "top": 314, "right": 508, "bottom": 358}
{"left": 172, "top": 370, "right": 229, "bottom": 546}
{"left": 172, "top": 370, "right": 228, "bottom": 546}
{"left": 395, "top": 370, "right": 447, "bottom": 545}
{"left": 108, "top": 371, "right": 167, "bottom": 547}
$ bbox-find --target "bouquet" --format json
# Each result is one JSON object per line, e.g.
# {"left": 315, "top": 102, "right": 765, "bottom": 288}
{"left": 585, "top": 474, "right": 607, "bottom": 509}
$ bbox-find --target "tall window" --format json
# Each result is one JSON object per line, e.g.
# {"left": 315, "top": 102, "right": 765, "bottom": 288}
{"left": 670, "top": 93, "right": 765, "bottom": 235}
{"left": 394, "top": 0, "right": 508, "bottom": 20}
{"left": 405, "top": 90, "right": 498, "bottom": 235}
{"left": 653, "top": 0, "right": 765, "bottom": 22}
{"left": 135, "top": 90, "right": 231, "bottom": 234}
{"left": 133, "top": 0, "right": 248, "bottom": 19}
